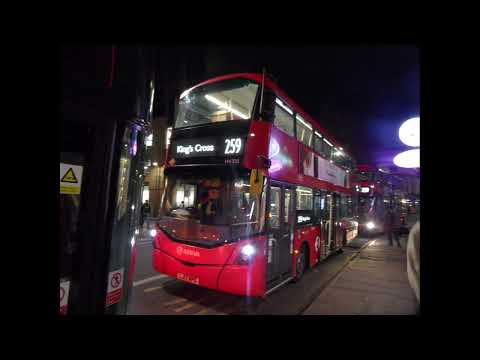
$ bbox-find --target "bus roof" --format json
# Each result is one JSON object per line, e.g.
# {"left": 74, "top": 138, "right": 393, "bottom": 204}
{"left": 182, "top": 73, "right": 355, "bottom": 160}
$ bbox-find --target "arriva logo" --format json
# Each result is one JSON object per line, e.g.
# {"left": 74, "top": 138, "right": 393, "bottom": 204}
{"left": 176, "top": 246, "right": 200, "bottom": 257}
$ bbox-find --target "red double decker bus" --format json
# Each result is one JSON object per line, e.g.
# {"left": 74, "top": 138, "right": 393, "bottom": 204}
{"left": 152, "top": 73, "right": 358, "bottom": 297}
{"left": 351, "top": 164, "right": 391, "bottom": 235}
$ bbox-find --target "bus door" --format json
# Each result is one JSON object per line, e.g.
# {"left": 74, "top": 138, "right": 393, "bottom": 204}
{"left": 333, "top": 193, "right": 342, "bottom": 248}
{"left": 315, "top": 190, "right": 328, "bottom": 260}
{"left": 267, "top": 182, "right": 294, "bottom": 284}
{"left": 325, "top": 192, "right": 334, "bottom": 253}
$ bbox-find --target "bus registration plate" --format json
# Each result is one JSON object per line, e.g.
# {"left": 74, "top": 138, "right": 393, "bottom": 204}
{"left": 177, "top": 273, "right": 200, "bottom": 285}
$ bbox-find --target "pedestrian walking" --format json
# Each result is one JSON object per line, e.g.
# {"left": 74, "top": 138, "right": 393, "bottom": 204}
{"left": 384, "top": 207, "right": 401, "bottom": 248}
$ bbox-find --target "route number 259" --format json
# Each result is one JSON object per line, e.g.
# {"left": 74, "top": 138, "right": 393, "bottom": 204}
{"left": 224, "top": 138, "right": 242, "bottom": 154}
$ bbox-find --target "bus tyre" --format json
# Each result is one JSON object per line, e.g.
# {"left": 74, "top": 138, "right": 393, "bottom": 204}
{"left": 293, "top": 244, "right": 307, "bottom": 283}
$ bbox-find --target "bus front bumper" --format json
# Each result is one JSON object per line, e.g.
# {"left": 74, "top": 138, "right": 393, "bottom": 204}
{"left": 153, "top": 249, "right": 266, "bottom": 297}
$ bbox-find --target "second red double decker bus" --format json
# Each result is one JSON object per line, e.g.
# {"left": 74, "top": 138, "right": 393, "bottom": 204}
{"left": 351, "top": 164, "right": 390, "bottom": 235}
{"left": 152, "top": 73, "right": 358, "bottom": 297}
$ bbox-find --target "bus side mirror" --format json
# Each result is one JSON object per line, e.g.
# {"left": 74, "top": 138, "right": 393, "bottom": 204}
{"left": 260, "top": 90, "right": 276, "bottom": 122}
{"left": 256, "top": 155, "right": 271, "bottom": 169}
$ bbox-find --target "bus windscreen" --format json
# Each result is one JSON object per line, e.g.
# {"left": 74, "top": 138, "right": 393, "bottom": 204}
{"left": 175, "top": 78, "right": 259, "bottom": 129}
{"left": 159, "top": 174, "right": 263, "bottom": 245}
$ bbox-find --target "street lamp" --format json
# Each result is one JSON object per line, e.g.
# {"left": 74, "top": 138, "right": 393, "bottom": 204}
{"left": 393, "top": 149, "right": 419, "bottom": 168}
{"left": 399, "top": 117, "right": 420, "bottom": 147}
{"left": 394, "top": 116, "right": 420, "bottom": 169}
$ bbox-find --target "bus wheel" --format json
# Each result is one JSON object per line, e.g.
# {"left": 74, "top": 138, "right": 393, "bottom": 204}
{"left": 293, "top": 244, "right": 307, "bottom": 283}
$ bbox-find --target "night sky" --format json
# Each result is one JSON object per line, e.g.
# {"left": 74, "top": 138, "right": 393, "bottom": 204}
{"left": 201, "top": 45, "right": 419, "bottom": 164}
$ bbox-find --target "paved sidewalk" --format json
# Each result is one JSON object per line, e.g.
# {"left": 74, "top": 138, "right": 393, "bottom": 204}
{"left": 303, "top": 234, "right": 418, "bottom": 315}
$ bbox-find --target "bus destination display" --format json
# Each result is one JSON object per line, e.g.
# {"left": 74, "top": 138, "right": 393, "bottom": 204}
{"left": 173, "top": 136, "right": 244, "bottom": 158}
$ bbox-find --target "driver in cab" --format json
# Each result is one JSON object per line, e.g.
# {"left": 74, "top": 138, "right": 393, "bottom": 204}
{"left": 198, "top": 179, "right": 222, "bottom": 225}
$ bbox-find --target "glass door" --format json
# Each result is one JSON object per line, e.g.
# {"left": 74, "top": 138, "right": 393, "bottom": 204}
{"left": 267, "top": 182, "right": 294, "bottom": 284}
{"left": 60, "top": 121, "right": 94, "bottom": 315}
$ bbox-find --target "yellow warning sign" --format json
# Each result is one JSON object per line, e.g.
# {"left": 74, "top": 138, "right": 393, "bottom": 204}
{"left": 60, "top": 186, "right": 81, "bottom": 195}
{"left": 61, "top": 168, "right": 78, "bottom": 183}
{"left": 60, "top": 163, "right": 83, "bottom": 195}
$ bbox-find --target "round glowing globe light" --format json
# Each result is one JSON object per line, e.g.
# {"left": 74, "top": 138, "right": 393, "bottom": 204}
{"left": 399, "top": 117, "right": 420, "bottom": 147}
{"left": 393, "top": 149, "right": 420, "bottom": 168}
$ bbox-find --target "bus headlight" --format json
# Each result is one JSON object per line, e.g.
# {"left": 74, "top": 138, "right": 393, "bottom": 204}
{"left": 366, "top": 221, "right": 375, "bottom": 230}
{"left": 150, "top": 229, "right": 157, "bottom": 237}
{"left": 241, "top": 244, "right": 255, "bottom": 257}
{"left": 237, "top": 244, "right": 256, "bottom": 265}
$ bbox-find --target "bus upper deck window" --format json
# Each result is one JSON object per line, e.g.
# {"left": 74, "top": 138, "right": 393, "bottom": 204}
{"left": 175, "top": 78, "right": 259, "bottom": 129}
{"left": 296, "top": 115, "right": 313, "bottom": 147}
{"left": 274, "top": 98, "right": 294, "bottom": 136}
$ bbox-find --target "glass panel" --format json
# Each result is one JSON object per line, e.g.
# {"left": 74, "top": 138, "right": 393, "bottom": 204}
{"left": 351, "top": 195, "right": 358, "bottom": 217}
{"left": 145, "top": 133, "right": 153, "bottom": 147}
{"left": 142, "top": 185, "right": 149, "bottom": 203}
{"left": 116, "top": 156, "right": 131, "bottom": 222}
{"left": 274, "top": 101, "right": 294, "bottom": 136}
{"left": 344, "top": 195, "right": 354, "bottom": 217}
{"left": 269, "top": 186, "right": 281, "bottom": 229}
{"left": 296, "top": 115, "right": 312, "bottom": 147}
{"left": 284, "top": 189, "right": 292, "bottom": 225}
{"left": 231, "top": 178, "right": 262, "bottom": 238}
{"left": 159, "top": 174, "right": 262, "bottom": 244}
{"left": 175, "top": 78, "right": 259, "bottom": 128}
{"left": 60, "top": 120, "right": 93, "bottom": 315}
{"left": 60, "top": 153, "right": 84, "bottom": 279}
{"left": 332, "top": 148, "right": 348, "bottom": 167}
{"left": 296, "top": 186, "right": 313, "bottom": 210}
{"left": 322, "top": 138, "right": 332, "bottom": 159}
{"left": 335, "top": 195, "right": 341, "bottom": 219}
{"left": 325, "top": 193, "right": 333, "bottom": 236}
{"left": 60, "top": 152, "right": 85, "bottom": 315}
{"left": 314, "top": 132, "right": 323, "bottom": 154}
{"left": 107, "top": 126, "right": 145, "bottom": 314}
{"left": 296, "top": 186, "right": 313, "bottom": 225}
{"left": 313, "top": 192, "right": 322, "bottom": 224}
